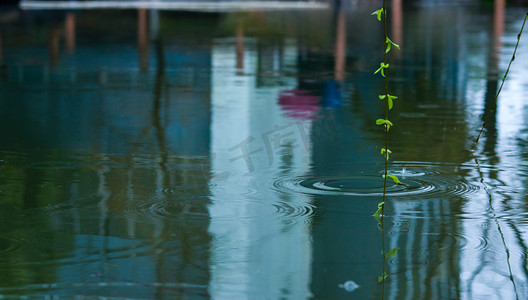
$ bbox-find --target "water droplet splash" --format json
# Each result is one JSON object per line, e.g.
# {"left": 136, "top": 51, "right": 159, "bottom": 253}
{"left": 338, "top": 280, "right": 359, "bottom": 292}
{"left": 273, "top": 164, "right": 479, "bottom": 198}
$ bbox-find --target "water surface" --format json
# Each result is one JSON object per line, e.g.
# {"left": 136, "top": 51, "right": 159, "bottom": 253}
{"left": 1, "top": 1, "right": 528, "bottom": 298}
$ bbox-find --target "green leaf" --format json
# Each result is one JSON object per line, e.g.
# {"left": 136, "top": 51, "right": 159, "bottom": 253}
{"left": 381, "top": 148, "right": 392, "bottom": 161}
{"left": 375, "top": 119, "right": 393, "bottom": 126}
{"left": 374, "top": 62, "right": 389, "bottom": 77}
{"left": 386, "top": 247, "right": 399, "bottom": 258}
{"left": 374, "top": 206, "right": 382, "bottom": 219}
{"left": 376, "top": 119, "right": 393, "bottom": 131}
{"left": 371, "top": 8, "right": 384, "bottom": 21}
{"left": 378, "top": 94, "right": 386, "bottom": 100}
{"left": 373, "top": 201, "right": 384, "bottom": 223}
{"left": 385, "top": 37, "right": 400, "bottom": 52}
{"left": 373, "top": 202, "right": 383, "bottom": 217}
{"left": 383, "top": 174, "right": 402, "bottom": 185}
{"left": 387, "top": 94, "right": 398, "bottom": 110}
{"left": 378, "top": 272, "right": 389, "bottom": 282}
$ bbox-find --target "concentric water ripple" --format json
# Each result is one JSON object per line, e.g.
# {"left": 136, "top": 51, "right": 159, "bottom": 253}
{"left": 0, "top": 235, "right": 27, "bottom": 257}
{"left": 122, "top": 196, "right": 210, "bottom": 223}
{"left": 273, "top": 201, "right": 316, "bottom": 224}
{"left": 273, "top": 169, "right": 479, "bottom": 198}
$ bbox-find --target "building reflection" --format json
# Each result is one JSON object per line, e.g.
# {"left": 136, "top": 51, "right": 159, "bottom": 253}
{"left": 0, "top": 9, "right": 213, "bottom": 297}
{"left": 208, "top": 13, "right": 314, "bottom": 298}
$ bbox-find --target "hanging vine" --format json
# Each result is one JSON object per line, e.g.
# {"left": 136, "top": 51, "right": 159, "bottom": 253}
{"left": 471, "top": 10, "right": 528, "bottom": 149}
{"left": 371, "top": 1, "right": 400, "bottom": 295}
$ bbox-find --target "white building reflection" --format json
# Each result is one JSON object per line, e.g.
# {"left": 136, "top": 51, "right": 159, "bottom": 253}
{"left": 208, "top": 36, "right": 314, "bottom": 299}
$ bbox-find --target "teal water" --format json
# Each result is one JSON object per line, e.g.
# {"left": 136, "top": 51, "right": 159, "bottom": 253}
{"left": 0, "top": 1, "right": 528, "bottom": 298}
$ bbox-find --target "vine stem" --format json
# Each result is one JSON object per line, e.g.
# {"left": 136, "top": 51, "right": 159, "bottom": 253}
{"left": 471, "top": 10, "right": 528, "bottom": 150}
{"left": 381, "top": 0, "right": 388, "bottom": 298}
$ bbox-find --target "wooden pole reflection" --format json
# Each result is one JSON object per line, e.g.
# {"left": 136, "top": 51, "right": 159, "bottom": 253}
{"left": 65, "top": 13, "right": 75, "bottom": 54}
{"left": 49, "top": 26, "right": 61, "bottom": 65}
{"left": 482, "top": 0, "right": 505, "bottom": 150}
{"left": 236, "top": 23, "right": 244, "bottom": 75}
{"left": 493, "top": 0, "right": 505, "bottom": 57}
{"left": 392, "top": 0, "right": 402, "bottom": 59}
{"left": 334, "top": 8, "right": 346, "bottom": 81}
{"left": 138, "top": 8, "right": 149, "bottom": 72}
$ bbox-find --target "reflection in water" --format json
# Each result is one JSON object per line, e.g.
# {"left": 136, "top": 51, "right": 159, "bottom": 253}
{"left": 49, "top": 25, "right": 61, "bottom": 65}
{"left": 334, "top": 7, "right": 346, "bottom": 81}
{"left": 392, "top": 0, "right": 402, "bottom": 59}
{"left": 65, "top": 13, "right": 75, "bottom": 54}
{"left": 235, "top": 22, "right": 244, "bottom": 74}
{"left": 138, "top": 8, "right": 149, "bottom": 72}
{"left": 0, "top": 2, "right": 528, "bottom": 298}
{"left": 208, "top": 33, "right": 313, "bottom": 298}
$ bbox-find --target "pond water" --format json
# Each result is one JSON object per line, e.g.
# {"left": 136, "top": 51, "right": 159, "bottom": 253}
{"left": 1, "top": 0, "right": 528, "bottom": 298}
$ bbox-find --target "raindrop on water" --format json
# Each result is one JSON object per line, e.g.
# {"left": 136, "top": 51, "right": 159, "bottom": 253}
{"left": 338, "top": 280, "right": 359, "bottom": 292}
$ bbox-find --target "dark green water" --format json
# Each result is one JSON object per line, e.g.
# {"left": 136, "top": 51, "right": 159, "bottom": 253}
{"left": 1, "top": 1, "right": 528, "bottom": 298}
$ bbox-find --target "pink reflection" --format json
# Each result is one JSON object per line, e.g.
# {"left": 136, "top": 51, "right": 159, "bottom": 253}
{"left": 392, "top": 0, "right": 402, "bottom": 59}
{"left": 494, "top": 0, "right": 505, "bottom": 51}
{"left": 278, "top": 90, "right": 320, "bottom": 120}
{"left": 65, "top": 13, "right": 75, "bottom": 54}
{"left": 138, "top": 9, "right": 148, "bottom": 72}
{"left": 334, "top": 8, "right": 346, "bottom": 81}
{"left": 236, "top": 24, "right": 244, "bottom": 75}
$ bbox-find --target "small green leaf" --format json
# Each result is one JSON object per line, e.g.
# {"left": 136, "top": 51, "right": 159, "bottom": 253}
{"left": 374, "top": 62, "right": 389, "bottom": 77}
{"left": 381, "top": 63, "right": 389, "bottom": 77}
{"left": 378, "top": 272, "right": 389, "bottom": 282}
{"left": 387, "top": 94, "right": 398, "bottom": 101}
{"left": 386, "top": 247, "right": 399, "bottom": 258}
{"left": 371, "top": 8, "right": 384, "bottom": 21}
{"left": 376, "top": 119, "right": 393, "bottom": 131}
{"left": 375, "top": 119, "right": 393, "bottom": 126}
{"left": 374, "top": 206, "right": 382, "bottom": 218}
{"left": 379, "top": 94, "right": 386, "bottom": 100}
{"left": 387, "top": 94, "right": 397, "bottom": 110}
{"left": 373, "top": 201, "right": 384, "bottom": 223}
{"left": 374, "top": 64, "right": 383, "bottom": 75}
{"left": 383, "top": 174, "right": 402, "bottom": 185}
{"left": 381, "top": 148, "right": 392, "bottom": 161}
{"left": 373, "top": 202, "right": 383, "bottom": 216}
{"left": 386, "top": 37, "right": 400, "bottom": 50}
